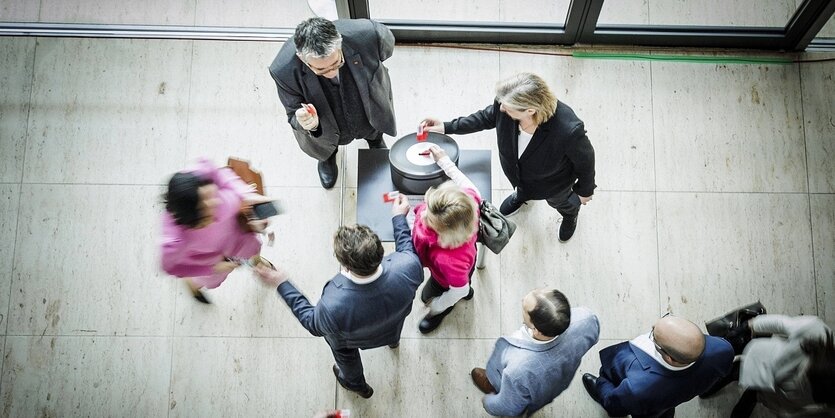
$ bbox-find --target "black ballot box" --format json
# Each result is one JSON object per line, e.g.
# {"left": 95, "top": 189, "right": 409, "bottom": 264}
{"left": 356, "top": 149, "right": 492, "bottom": 241}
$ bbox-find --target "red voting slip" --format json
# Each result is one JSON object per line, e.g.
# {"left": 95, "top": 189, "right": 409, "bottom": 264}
{"left": 418, "top": 151, "right": 431, "bottom": 156}
{"left": 383, "top": 191, "right": 400, "bottom": 203}
{"left": 302, "top": 103, "right": 317, "bottom": 116}
{"left": 416, "top": 124, "right": 427, "bottom": 141}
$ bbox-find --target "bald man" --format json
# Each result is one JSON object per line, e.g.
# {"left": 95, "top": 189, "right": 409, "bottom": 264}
{"left": 583, "top": 315, "right": 734, "bottom": 418}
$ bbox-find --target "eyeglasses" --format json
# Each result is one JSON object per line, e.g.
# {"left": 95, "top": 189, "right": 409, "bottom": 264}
{"left": 306, "top": 50, "right": 344, "bottom": 75}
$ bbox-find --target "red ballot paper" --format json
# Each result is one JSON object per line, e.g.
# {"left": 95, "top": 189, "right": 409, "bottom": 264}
{"left": 416, "top": 124, "right": 427, "bottom": 141}
{"left": 383, "top": 191, "right": 400, "bottom": 203}
{"left": 303, "top": 103, "right": 317, "bottom": 116}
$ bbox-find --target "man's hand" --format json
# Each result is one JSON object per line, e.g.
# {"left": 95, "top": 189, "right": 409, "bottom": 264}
{"left": 427, "top": 144, "right": 447, "bottom": 162}
{"left": 420, "top": 118, "right": 444, "bottom": 133}
{"left": 295, "top": 105, "right": 319, "bottom": 131}
{"left": 579, "top": 195, "right": 592, "bottom": 205}
{"left": 391, "top": 193, "right": 410, "bottom": 216}
{"left": 254, "top": 264, "right": 289, "bottom": 287}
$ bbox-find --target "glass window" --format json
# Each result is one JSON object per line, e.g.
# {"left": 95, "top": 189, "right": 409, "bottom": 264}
{"left": 599, "top": 0, "right": 799, "bottom": 27}
{"left": 368, "top": 0, "right": 571, "bottom": 25}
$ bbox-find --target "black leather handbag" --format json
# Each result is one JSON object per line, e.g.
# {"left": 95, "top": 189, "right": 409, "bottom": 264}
{"left": 705, "top": 301, "right": 767, "bottom": 354}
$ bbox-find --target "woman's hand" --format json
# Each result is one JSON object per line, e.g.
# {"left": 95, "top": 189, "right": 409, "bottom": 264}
{"left": 428, "top": 144, "right": 447, "bottom": 162}
{"left": 242, "top": 193, "right": 272, "bottom": 207}
{"left": 213, "top": 260, "right": 239, "bottom": 273}
{"left": 420, "top": 118, "right": 444, "bottom": 134}
{"left": 246, "top": 218, "right": 269, "bottom": 233}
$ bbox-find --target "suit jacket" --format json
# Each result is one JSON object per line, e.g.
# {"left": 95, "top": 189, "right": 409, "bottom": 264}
{"left": 444, "top": 100, "right": 595, "bottom": 199}
{"left": 269, "top": 19, "right": 396, "bottom": 161}
{"left": 483, "top": 307, "right": 600, "bottom": 417}
{"left": 596, "top": 336, "right": 734, "bottom": 417}
{"left": 276, "top": 215, "right": 422, "bottom": 349}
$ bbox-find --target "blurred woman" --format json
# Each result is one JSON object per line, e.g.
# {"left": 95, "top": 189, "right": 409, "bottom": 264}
{"left": 161, "top": 158, "right": 271, "bottom": 303}
{"left": 422, "top": 72, "right": 595, "bottom": 242}
{"left": 411, "top": 144, "right": 480, "bottom": 334}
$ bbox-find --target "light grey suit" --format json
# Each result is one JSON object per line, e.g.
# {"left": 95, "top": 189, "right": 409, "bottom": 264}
{"left": 269, "top": 19, "right": 396, "bottom": 161}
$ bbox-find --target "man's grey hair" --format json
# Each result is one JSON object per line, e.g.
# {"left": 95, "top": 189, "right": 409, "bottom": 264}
{"left": 294, "top": 17, "right": 343, "bottom": 62}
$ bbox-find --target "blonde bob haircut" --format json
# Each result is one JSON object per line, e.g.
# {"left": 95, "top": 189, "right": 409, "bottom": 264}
{"left": 495, "top": 72, "right": 558, "bottom": 126}
{"left": 422, "top": 181, "right": 478, "bottom": 249}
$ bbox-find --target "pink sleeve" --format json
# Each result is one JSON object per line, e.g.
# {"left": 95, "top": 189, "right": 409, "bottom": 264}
{"left": 189, "top": 158, "right": 253, "bottom": 198}
{"left": 160, "top": 213, "right": 214, "bottom": 278}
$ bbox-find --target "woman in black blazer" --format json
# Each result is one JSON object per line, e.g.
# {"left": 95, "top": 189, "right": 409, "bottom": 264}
{"left": 422, "top": 73, "right": 596, "bottom": 242}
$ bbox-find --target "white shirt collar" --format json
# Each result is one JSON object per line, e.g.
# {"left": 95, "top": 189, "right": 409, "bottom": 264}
{"left": 631, "top": 332, "right": 694, "bottom": 371}
{"left": 515, "top": 325, "right": 558, "bottom": 344}
{"left": 340, "top": 265, "right": 383, "bottom": 285}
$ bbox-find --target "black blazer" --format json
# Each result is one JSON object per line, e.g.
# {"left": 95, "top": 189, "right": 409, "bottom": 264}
{"left": 444, "top": 100, "right": 596, "bottom": 199}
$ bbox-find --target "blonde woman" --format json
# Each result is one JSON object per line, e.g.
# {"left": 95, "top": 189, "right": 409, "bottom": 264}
{"left": 411, "top": 144, "right": 480, "bottom": 334}
{"left": 422, "top": 72, "right": 596, "bottom": 242}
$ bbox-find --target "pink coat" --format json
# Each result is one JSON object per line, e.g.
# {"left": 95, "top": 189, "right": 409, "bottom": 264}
{"left": 160, "top": 158, "right": 262, "bottom": 289}
{"left": 412, "top": 188, "right": 481, "bottom": 289}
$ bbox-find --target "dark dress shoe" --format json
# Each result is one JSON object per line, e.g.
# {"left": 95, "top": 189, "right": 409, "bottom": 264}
{"left": 499, "top": 192, "right": 526, "bottom": 216}
{"left": 559, "top": 215, "right": 578, "bottom": 242}
{"left": 419, "top": 306, "right": 454, "bottom": 334}
{"left": 463, "top": 286, "right": 474, "bottom": 300}
{"left": 332, "top": 364, "right": 374, "bottom": 399}
{"left": 583, "top": 373, "right": 602, "bottom": 404}
{"left": 366, "top": 138, "right": 388, "bottom": 149}
{"left": 191, "top": 289, "right": 211, "bottom": 304}
{"left": 317, "top": 153, "right": 338, "bottom": 189}
{"left": 388, "top": 342, "right": 399, "bottom": 349}
{"left": 470, "top": 368, "right": 496, "bottom": 394}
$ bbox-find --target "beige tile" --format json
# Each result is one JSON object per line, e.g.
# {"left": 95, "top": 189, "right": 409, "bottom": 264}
{"left": 24, "top": 38, "right": 191, "bottom": 184}
{"left": 194, "top": 0, "right": 313, "bottom": 27}
{"left": 500, "top": 191, "right": 660, "bottom": 340}
{"left": 811, "top": 194, "right": 835, "bottom": 328}
{"left": 0, "top": 0, "right": 40, "bottom": 21}
{"left": 648, "top": 0, "right": 796, "bottom": 27}
{"left": 500, "top": 50, "right": 655, "bottom": 191}
{"left": 652, "top": 62, "right": 806, "bottom": 192}
{"left": 0, "top": 185, "right": 19, "bottom": 334}
{"left": 169, "top": 337, "right": 333, "bottom": 416}
{"left": 174, "top": 186, "right": 342, "bottom": 337}
{"left": 800, "top": 59, "right": 835, "bottom": 193}
{"left": 657, "top": 192, "right": 816, "bottom": 322}
{"left": 8, "top": 185, "right": 176, "bottom": 335}
{"left": 337, "top": 337, "right": 495, "bottom": 417}
{"left": 38, "top": 0, "right": 194, "bottom": 25}
{"left": 368, "top": 0, "right": 499, "bottom": 21}
{"left": 0, "top": 38, "right": 34, "bottom": 183}
{"left": 0, "top": 336, "right": 171, "bottom": 416}
{"left": 186, "top": 41, "right": 325, "bottom": 188}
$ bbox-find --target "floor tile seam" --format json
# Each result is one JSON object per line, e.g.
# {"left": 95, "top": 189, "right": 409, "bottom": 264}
{"left": 797, "top": 63, "right": 819, "bottom": 316}
{"left": 167, "top": 288, "right": 178, "bottom": 418}
{"left": 649, "top": 60, "right": 663, "bottom": 315}
{"left": 182, "top": 39, "right": 195, "bottom": 179}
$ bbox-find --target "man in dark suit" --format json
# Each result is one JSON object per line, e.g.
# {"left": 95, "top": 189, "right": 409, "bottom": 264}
{"left": 583, "top": 315, "right": 734, "bottom": 417}
{"left": 254, "top": 194, "right": 422, "bottom": 398}
{"left": 269, "top": 17, "right": 396, "bottom": 189}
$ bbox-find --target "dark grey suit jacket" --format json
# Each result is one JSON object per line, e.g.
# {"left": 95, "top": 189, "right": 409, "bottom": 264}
{"left": 276, "top": 215, "right": 423, "bottom": 350}
{"left": 269, "top": 19, "right": 397, "bottom": 161}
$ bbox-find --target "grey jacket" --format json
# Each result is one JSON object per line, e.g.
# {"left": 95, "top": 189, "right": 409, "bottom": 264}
{"left": 741, "top": 315, "right": 832, "bottom": 415}
{"left": 269, "top": 19, "right": 396, "bottom": 161}
{"left": 276, "top": 215, "right": 422, "bottom": 349}
{"left": 484, "top": 307, "right": 600, "bottom": 416}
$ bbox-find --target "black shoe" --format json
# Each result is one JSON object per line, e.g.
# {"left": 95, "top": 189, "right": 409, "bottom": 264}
{"left": 191, "top": 289, "right": 211, "bottom": 304}
{"left": 559, "top": 215, "right": 578, "bottom": 242}
{"left": 367, "top": 138, "right": 388, "bottom": 149}
{"left": 499, "top": 192, "right": 525, "bottom": 216}
{"left": 317, "top": 153, "right": 338, "bottom": 189}
{"left": 332, "top": 364, "right": 374, "bottom": 399}
{"left": 731, "top": 389, "right": 757, "bottom": 418}
{"left": 583, "top": 373, "right": 602, "bottom": 404}
{"left": 419, "top": 306, "right": 454, "bottom": 334}
{"left": 388, "top": 343, "right": 399, "bottom": 349}
{"left": 463, "top": 286, "right": 474, "bottom": 300}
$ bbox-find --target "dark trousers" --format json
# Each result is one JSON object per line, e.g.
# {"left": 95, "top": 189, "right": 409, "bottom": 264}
{"left": 330, "top": 344, "right": 366, "bottom": 389}
{"left": 518, "top": 185, "right": 581, "bottom": 218}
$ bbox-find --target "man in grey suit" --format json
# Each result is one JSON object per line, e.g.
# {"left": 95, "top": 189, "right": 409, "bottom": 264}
{"left": 471, "top": 289, "right": 599, "bottom": 416}
{"left": 254, "top": 194, "right": 421, "bottom": 398}
{"left": 269, "top": 17, "right": 396, "bottom": 189}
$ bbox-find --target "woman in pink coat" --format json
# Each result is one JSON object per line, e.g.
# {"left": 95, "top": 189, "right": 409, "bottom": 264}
{"left": 411, "top": 144, "right": 481, "bottom": 334}
{"left": 160, "top": 158, "right": 270, "bottom": 303}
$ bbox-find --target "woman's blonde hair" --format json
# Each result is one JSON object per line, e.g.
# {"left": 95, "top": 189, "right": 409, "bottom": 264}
{"left": 495, "top": 72, "right": 558, "bottom": 125}
{"left": 422, "top": 181, "right": 478, "bottom": 249}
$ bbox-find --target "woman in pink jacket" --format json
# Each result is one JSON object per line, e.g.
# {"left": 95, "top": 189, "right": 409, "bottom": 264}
{"left": 160, "top": 158, "right": 271, "bottom": 303}
{"left": 412, "top": 144, "right": 481, "bottom": 334}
